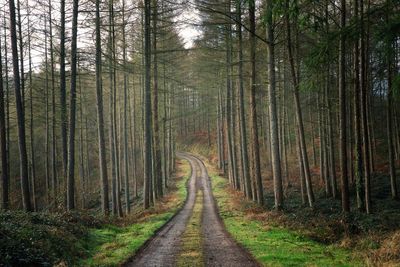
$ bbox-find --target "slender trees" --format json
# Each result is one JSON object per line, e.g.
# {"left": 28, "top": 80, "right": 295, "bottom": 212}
{"left": 0, "top": 32, "right": 9, "bottom": 210}
{"left": 143, "top": 0, "right": 152, "bottom": 209}
{"left": 265, "top": 0, "right": 283, "bottom": 209}
{"left": 95, "top": 0, "right": 110, "bottom": 215}
{"left": 66, "top": 0, "right": 79, "bottom": 210}
{"left": 248, "top": 0, "right": 263, "bottom": 205}
{"left": 60, "top": 0, "right": 68, "bottom": 182}
{"left": 8, "top": 0, "right": 32, "bottom": 211}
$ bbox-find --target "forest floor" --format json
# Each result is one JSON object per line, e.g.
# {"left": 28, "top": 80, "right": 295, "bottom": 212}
{"left": 182, "top": 139, "right": 400, "bottom": 266}
{"left": 1, "top": 149, "right": 399, "bottom": 266}
{"left": 0, "top": 160, "right": 191, "bottom": 267}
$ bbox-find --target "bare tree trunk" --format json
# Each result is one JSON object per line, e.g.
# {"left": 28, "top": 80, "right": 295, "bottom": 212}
{"left": 339, "top": 0, "right": 350, "bottom": 212}
{"left": 152, "top": 0, "right": 163, "bottom": 199}
{"left": 8, "top": 0, "right": 32, "bottom": 211}
{"left": 386, "top": 0, "right": 398, "bottom": 199}
{"left": 66, "top": 0, "right": 79, "bottom": 210}
{"left": 0, "top": 32, "right": 9, "bottom": 210}
{"left": 353, "top": 0, "right": 364, "bottom": 210}
{"left": 266, "top": 0, "right": 283, "bottom": 209}
{"left": 144, "top": 0, "right": 152, "bottom": 209}
{"left": 17, "top": 0, "right": 24, "bottom": 111}
{"left": 236, "top": 1, "right": 252, "bottom": 200}
{"left": 249, "top": 0, "right": 263, "bottom": 205}
{"left": 27, "top": 11, "right": 37, "bottom": 211}
{"left": 122, "top": 0, "right": 130, "bottom": 213}
{"left": 360, "top": 0, "right": 371, "bottom": 213}
{"left": 225, "top": 13, "right": 235, "bottom": 189}
{"left": 44, "top": 17, "right": 50, "bottom": 205}
{"left": 284, "top": 0, "right": 314, "bottom": 207}
{"left": 60, "top": 0, "right": 68, "bottom": 185}
{"left": 48, "top": 0, "right": 58, "bottom": 205}
{"left": 3, "top": 13, "right": 11, "bottom": 209}
{"left": 95, "top": 0, "right": 110, "bottom": 215}
{"left": 78, "top": 72, "right": 85, "bottom": 209}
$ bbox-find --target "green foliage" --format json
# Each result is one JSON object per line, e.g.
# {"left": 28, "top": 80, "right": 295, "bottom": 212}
{"left": 210, "top": 174, "right": 361, "bottom": 267}
{"left": 0, "top": 211, "right": 105, "bottom": 266}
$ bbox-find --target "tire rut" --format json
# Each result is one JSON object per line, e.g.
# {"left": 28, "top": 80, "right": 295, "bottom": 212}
{"left": 125, "top": 152, "right": 259, "bottom": 267}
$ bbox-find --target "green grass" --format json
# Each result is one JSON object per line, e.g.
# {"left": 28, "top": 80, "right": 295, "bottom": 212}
{"left": 177, "top": 191, "right": 204, "bottom": 267}
{"left": 210, "top": 174, "right": 361, "bottom": 267}
{"left": 78, "top": 160, "right": 191, "bottom": 267}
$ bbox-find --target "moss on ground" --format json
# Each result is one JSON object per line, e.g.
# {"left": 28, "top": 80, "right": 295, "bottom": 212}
{"left": 78, "top": 159, "right": 191, "bottom": 267}
{"left": 210, "top": 173, "right": 361, "bottom": 267}
{"left": 176, "top": 190, "right": 204, "bottom": 267}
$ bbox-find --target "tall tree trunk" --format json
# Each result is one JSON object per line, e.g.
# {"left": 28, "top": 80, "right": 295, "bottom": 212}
{"left": 144, "top": 0, "right": 152, "bottom": 209}
{"left": 8, "top": 0, "right": 32, "bottom": 211}
{"left": 17, "top": 0, "right": 24, "bottom": 111}
{"left": 0, "top": 32, "right": 9, "bottom": 210}
{"left": 339, "top": 0, "right": 350, "bottom": 212}
{"left": 152, "top": 0, "right": 163, "bottom": 199}
{"left": 67, "top": 0, "right": 79, "bottom": 210}
{"left": 236, "top": 0, "right": 252, "bottom": 200}
{"left": 44, "top": 17, "right": 50, "bottom": 205}
{"left": 353, "top": 0, "right": 364, "bottom": 210}
{"left": 96, "top": 0, "right": 110, "bottom": 215}
{"left": 360, "top": 0, "right": 371, "bottom": 213}
{"left": 266, "top": 0, "right": 283, "bottom": 209}
{"left": 60, "top": 0, "right": 68, "bottom": 184}
{"left": 78, "top": 71, "right": 85, "bottom": 209}
{"left": 249, "top": 0, "right": 263, "bottom": 205}
{"left": 285, "top": 0, "right": 314, "bottom": 208}
{"left": 48, "top": 0, "right": 58, "bottom": 205}
{"left": 386, "top": 0, "right": 398, "bottom": 199}
{"left": 27, "top": 12, "right": 37, "bottom": 211}
{"left": 3, "top": 12, "right": 11, "bottom": 209}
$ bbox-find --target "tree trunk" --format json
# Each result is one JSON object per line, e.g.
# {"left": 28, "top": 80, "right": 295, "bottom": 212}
{"left": 152, "top": 0, "right": 163, "bottom": 199}
{"left": 249, "top": 0, "right": 263, "bottom": 205}
{"left": 0, "top": 32, "right": 9, "bottom": 210}
{"left": 353, "top": 0, "right": 364, "bottom": 210}
{"left": 386, "top": 0, "right": 398, "bottom": 199}
{"left": 8, "top": 0, "right": 32, "bottom": 211}
{"left": 27, "top": 12, "right": 37, "bottom": 211}
{"left": 339, "top": 0, "right": 350, "bottom": 212}
{"left": 284, "top": 0, "right": 314, "bottom": 207}
{"left": 66, "top": 0, "right": 79, "bottom": 210}
{"left": 144, "top": 0, "right": 153, "bottom": 209}
{"left": 60, "top": 0, "right": 68, "bottom": 184}
{"left": 266, "top": 0, "right": 283, "bottom": 209}
{"left": 48, "top": 0, "right": 58, "bottom": 205}
{"left": 95, "top": 0, "right": 110, "bottom": 215}
{"left": 360, "top": 0, "right": 371, "bottom": 213}
{"left": 122, "top": 0, "right": 130, "bottom": 213}
{"left": 236, "top": 1, "right": 252, "bottom": 199}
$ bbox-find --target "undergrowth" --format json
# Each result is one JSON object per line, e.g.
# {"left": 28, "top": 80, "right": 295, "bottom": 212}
{"left": 0, "top": 211, "right": 106, "bottom": 266}
{"left": 0, "top": 159, "right": 191, "bottom": 267}
{"left": 208, "top": 166, "right": 362, "bottom": 267}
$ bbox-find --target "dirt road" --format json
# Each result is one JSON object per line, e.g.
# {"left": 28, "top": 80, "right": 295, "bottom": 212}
{"left": 125, "top": 152, "right": 258, "bottom": 267}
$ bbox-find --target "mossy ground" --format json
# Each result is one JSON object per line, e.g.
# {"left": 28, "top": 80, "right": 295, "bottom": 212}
{"left": 209, "top": 169, "right": 362, "bottom": 267}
